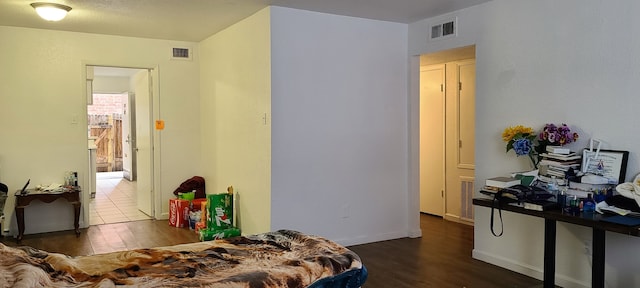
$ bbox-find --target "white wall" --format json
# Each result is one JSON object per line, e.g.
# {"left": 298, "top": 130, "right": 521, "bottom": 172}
{"left": 410, "top": 1, "right": 640, "bottom": 287}
{"left": 270, "top": 7, "right": 414, "bottom": 245}
{"left": 199, "top": 8, "right": 272, "bottom": 235}
{"left": 0, "top": 26, "right": 201, "bottom": 235}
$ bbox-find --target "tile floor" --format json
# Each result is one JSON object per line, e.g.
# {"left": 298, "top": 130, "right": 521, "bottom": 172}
{"left": 89, "top": 172, "right": 152, "bottom": 225}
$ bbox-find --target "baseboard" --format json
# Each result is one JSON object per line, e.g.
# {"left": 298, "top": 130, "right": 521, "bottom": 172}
{"left": 472, "top": 249, "right": 543, "bottom": 279}
{"left": 336, "top": 230, "right": 410, "bottom": 247}
{"left": 472, "top": 249, "right": 589, "bottom": 288}
{"left": 408, "top": 228, "right": 422, "bottom": 238}
{"left": 444, "top": 214, "right": 474, "bottom": 226}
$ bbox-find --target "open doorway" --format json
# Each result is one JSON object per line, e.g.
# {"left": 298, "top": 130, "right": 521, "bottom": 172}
{"left": 419, "top": 45, "right": 476, "bottom": 225}
{"left": 87, "top": 66, "right": 154, "bottom": 225}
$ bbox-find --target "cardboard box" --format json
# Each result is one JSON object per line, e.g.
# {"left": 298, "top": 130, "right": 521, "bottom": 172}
{"left": 199, "top": 227, "right": 241, "bottom": 241}
{"left": 169, "top": 198, "right": 190, "bottom": 227}
{"left": 191, "top": 198, "right": 207, "bottom": 211}
{"left": 207, "top": 193, "right": 233, "bottom": 230}
{"left": 195, "top": 221, "right": 207, "bottom": 234}
{"left": 199, "top": 200, "right": 207, "bottom": 226}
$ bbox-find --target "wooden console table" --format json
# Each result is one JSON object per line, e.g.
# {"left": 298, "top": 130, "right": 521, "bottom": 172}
{"left": 474, "top": 197, "right": 640, "bottom": 288}
{"left": 15, "top": 187, "right": 81, "bottom": 243}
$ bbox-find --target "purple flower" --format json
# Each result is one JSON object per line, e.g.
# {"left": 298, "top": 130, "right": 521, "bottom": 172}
{"left": 539, "top": 123, "right": 578, "bottom": 146}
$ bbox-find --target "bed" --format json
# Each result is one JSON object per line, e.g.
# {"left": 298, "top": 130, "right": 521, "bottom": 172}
{"left": 0, "top": 229, "right": 367, "bottom": 287}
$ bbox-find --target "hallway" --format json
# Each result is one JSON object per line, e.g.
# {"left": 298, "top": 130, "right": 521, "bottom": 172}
{"left": 89, "top": 172, "right": 152, "bottom": 225}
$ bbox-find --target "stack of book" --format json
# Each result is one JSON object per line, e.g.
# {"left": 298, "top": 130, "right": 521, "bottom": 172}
{"left": 485, "top": 176, "right": 521, "bottom": 188}
{"left": 537, "top": 146, "right": 582, "bottom": 185}
{"left": 479, "top": 177, "right": 521, "bottom": 198}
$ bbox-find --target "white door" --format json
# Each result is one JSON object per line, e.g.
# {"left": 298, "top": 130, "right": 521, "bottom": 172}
{"left": 456, "top": 60, "right": 476, "bottom": 170}
{"left": 134, "top": 70, "right": 153, "bottom": 216}
{"left": 444, "top": 60, "right": 476, "bottom": 222}
{"left": 122, "top": 92, "right": 134, "bottom": 181}
{"left": 420, "top": 65, "right": 445, "bottom": 216}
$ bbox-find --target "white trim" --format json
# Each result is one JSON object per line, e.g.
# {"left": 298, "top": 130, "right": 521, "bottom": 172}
{"left": 408, "top": 55, "right": 423, "bottom": 239}
{"left": 81, "top": 62, "right": 161, "bottom": 228}
{"left": 335, "top": 230, "right": 411, "bottom": 247}
{"left": 472, "top": 249, "right": 590, "bottom": 288}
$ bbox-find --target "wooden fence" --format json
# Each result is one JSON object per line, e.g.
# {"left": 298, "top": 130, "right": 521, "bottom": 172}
{"left": 89, "top": 114, "right": 123, "bottom": 172}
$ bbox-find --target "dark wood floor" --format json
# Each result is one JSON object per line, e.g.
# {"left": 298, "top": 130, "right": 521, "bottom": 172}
{"left": 0, "top": 215, "right": 543, "bottom": 287}
{"left": 349, "top": 214, "right": 543, "bottom": 287}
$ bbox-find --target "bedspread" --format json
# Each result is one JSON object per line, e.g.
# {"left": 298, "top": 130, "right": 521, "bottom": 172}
{"left": 0, "top": 230, "right": 366, "bottom": 288}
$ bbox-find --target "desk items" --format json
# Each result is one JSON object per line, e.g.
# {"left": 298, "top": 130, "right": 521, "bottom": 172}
{"left": 35, "top": 183, "right": 64, "bottom": 192}
{"left": 595, "top": 197, "right": 640, "bottom": 217}
{"left": 538, "top": 151, "right": 581, "bottom": 185}
{"left": 485, "top": 177, "right": 520, "bottom": 188}
{"left": 64, "top": 171, "right": 78, "bottom": 187}
{"left": 615, "top": 174, "right": 640, "bottom": 207}
{"left": 580, "top": 140, "right": 629, "bottom": 185}
{"left": 522, "top": 199, "right": 558, "bottom": 211}
{"left": 546, "top": 145, "right": 571, "bottom": 154}
{"left": 18, "top": 179, "right": 30, "bottom": 195}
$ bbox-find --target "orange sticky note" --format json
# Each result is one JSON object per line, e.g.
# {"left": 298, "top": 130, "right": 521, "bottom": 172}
{"left": 155, "top": 120, "right": 165, "bottom": 130}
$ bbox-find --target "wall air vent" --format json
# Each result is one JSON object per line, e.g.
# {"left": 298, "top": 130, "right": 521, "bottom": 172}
{"left": 430, "top": 17, "right": 457, "bottom": 40}
{"left": 171, "top": 47, "right": 192, "bottom": 61}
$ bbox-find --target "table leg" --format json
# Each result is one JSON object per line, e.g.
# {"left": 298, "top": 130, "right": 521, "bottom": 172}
{"left": 16, "top": 206, "right": 25, "bottom": 243}
{"left": 73, "top": 202, "right": 81, "bottom": 237}
{"left": 592, "top": 228, "right": 605, "bottom": 288}
{"left": 543, "top": 219, "right": 556, "bottom": 288}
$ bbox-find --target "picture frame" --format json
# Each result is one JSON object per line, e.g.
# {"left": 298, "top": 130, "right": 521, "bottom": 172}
{"left": 581, "top": 149, "right": 629, "bottom": 184}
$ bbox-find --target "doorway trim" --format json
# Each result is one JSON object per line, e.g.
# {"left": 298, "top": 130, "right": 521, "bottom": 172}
{"left": 82, "top": 63, "right": 161, "bottom": 227}
{"left": 409, "top": 43, "right": 478, "bottom": 232}
{"left": 408, "top": 55, "right": 422, "bottom": 238}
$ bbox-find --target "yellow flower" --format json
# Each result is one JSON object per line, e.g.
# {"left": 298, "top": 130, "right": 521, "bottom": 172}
{"left": 502, "top": 125, "right": 534, "bottom": 142}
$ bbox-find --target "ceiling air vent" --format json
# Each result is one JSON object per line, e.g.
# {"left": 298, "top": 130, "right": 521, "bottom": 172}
{"left": 171, "top": 47, "right": 192, "bottom": 61}
{"left": 430, "top": 17, "right": 457, "bottom": 40}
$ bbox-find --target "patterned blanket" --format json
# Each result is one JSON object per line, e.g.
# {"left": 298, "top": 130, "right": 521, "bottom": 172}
{"left": 0, "top": 230, "right": 364, "bottom": 288}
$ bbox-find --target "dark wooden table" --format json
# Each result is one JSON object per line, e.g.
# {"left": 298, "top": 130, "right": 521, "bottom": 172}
{"left": 474, "top": 197, "right": 640, "bottom": 288}
{"left": 15, "top": 187, "right": 81, "bottom": 243}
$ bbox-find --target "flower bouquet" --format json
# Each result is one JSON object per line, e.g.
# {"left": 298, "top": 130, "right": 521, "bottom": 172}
{"left": 502, "top": 125, "right": 539, "bottom": 169}
{"left": 502, "top": 123, "right": 580, "bottom": 170}
{"left": 538, "top": 123, "right": 579, "bottom": 151}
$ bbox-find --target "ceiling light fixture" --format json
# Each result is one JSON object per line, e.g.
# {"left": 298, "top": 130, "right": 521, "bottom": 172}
{"left": 31, "top": 2, "right": 72, "bottom": 21}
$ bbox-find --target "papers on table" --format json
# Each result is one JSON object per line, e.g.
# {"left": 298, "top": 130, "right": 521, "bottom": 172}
{"left": 596, "top": 201, "right": 640, "bottom": 217}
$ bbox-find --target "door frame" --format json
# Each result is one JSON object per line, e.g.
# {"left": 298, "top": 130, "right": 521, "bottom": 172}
{"left": 82, "top": 63, "right": 160, "bottom": 227}
{"left": 410, "top": 44, "right": 477, "bottom": 233}
{"left": 133, "top": 69, "right": 154, "bottom": 217}
{"left": 123, "top": 91, "right": 136, "bottom": 182}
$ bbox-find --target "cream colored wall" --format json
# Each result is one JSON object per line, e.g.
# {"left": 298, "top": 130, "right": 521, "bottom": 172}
{"left": 93, "top": 76, "right": 130, "bottom": 93}
{"left": 199, "top": 8, "right": 271, "bottom": 235}
{"left": 0, "top": 26, "right": 200, "bottom": 235}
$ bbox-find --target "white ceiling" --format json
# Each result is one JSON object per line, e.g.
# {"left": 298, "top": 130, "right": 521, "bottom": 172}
{"left": 0, "top": 0, "right": 491, "bottom": 42}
